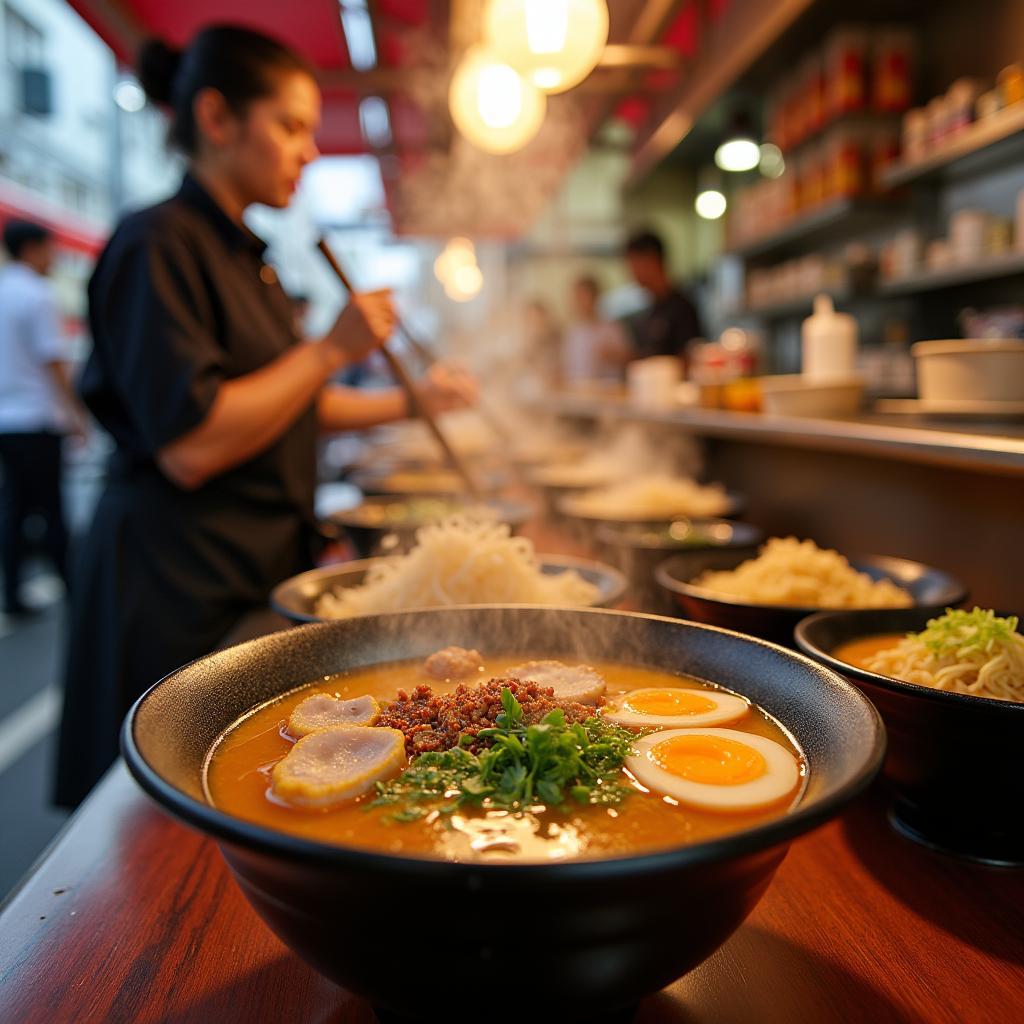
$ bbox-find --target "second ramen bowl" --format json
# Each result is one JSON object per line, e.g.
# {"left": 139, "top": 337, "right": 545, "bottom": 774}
{"left": 123, "top": 607, "right": 883, "bottom": 1022}
{"left": 796, "top": 607, "right": 1024, "bottom": 866}
{"left": 655, "top": 550, "right": 967, "bottom": 645}
{"left": 270, "top": 554, "right": 628, "bottom": 624}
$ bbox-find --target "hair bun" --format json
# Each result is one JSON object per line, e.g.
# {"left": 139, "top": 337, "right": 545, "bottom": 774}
{"left": 137, "top": 38, "right": 183, "bottom": 106}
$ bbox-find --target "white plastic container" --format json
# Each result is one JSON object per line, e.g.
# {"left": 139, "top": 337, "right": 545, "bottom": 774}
{"left": 913, "top": 339, "right": 1024, "bottom": 402}
{"left": 759, "top": 374, "right": 865, "bottom": 417}
{"left": 801, "top": 294, "right": 858, "bottom": 381}
{"left": 627, "top": 356, "right": 682, "bottom": 409}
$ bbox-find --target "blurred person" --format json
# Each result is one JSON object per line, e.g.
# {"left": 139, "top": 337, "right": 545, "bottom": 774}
{"left": 623, "top": 229, "right": 704, "bottom": 361}
{"left": 521, "top": 298, "right": 562, "bottom": 394}
{"left": 56, "top": 25, "right": 476, "bottom": 807}
{"left": 561, "top": 275, "right": 630, "bottom": 384}
{"left": 0, "top": 220, "right": 87, "bottom": 617}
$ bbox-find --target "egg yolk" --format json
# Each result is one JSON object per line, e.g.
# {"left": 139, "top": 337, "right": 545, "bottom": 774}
{"left": 623, "top": 689, "right": 717, "bottom": 717}
{"left": 650, "top": 735, "right": 766, "bottom": 786}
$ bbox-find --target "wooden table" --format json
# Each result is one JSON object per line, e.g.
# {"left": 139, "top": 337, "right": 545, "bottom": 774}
{"left": 1, "top": 764, "right": 1022, "bottom": 1023}
{"left": 2, "top": 518, "right": 1023, "bottom": 1022}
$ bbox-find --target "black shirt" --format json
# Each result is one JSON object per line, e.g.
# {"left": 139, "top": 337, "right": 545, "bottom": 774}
{"left": 628, "top": 287, "right": 704, "bottom": 360}
{"left": 81, "top": 173, "right": 317, "bottom": 530}
{"left": 58, "top": 174, "right": 320, "bottom": 807}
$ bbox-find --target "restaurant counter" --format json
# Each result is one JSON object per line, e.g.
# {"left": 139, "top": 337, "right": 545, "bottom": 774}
{"left": 543, "top": 391, "right": 1024, "bottom": 611}
{"left": 1, "top": 520, "right": 1023, "bottom": 1022}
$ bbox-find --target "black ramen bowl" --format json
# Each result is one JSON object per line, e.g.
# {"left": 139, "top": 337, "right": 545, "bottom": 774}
{"left": 329, "top": 495, "right": 536, "bottom": 557}
{"left": 270, "top": 554, "right": 628, "bottom": 624}
{"left": 595, "top": 519, "right": 763, "bottom": 615}
{"left": 122, "top": 606, "right": 884, "bottom": 1021}
{"left": 557, "top": 489, "right": 746, "bottom": 530}
{"left": 655, "top": 550, "right": 967, "bottom": 646}
{"left": 350, "top": 466, "right": 508, "bottom": 497}
{"left": 796, "top": 607, "right": 1024, "bottom": 867}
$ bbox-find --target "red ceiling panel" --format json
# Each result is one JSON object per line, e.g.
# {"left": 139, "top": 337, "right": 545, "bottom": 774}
{"left": 112, "top": 0, "right": 350, "bottom": 69}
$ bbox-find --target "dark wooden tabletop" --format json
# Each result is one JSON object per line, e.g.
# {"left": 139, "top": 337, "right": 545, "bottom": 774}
{"left": 1, "top": 758, "right": 1022, "bottom": 1022}
{"left": 2, "top": 519, "right": 1023, "bottom": 1022}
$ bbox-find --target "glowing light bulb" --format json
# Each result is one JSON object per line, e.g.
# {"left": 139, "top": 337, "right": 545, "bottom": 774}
{"left": 695, "top": 189, "right": 728, "bottom": 220}
{"left": 485, "top": 0, "right": 608, "bottom": 94}
{"left": 449, "top": 48, "right": 546, "bottom": 154}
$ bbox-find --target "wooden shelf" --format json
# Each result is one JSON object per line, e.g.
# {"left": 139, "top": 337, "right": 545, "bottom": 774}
{"left": 880, "top": 102, "right": 1024, "bottom": 188}
{"left": 726, "top": 199, "right": 898, "bottom": 261}
{"left": 734, "top": 287, "right": 854, "bottom": 320}
{"left": 877, "top": 250, "right": 1024, "bottom": 294}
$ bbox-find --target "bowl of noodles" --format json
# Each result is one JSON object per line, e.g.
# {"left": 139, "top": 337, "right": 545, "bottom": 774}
{"left": 557, "top": 475, "right": 744, "bottom": 531}
{"left": 272, "top": 516, "right": 627, "bottom": 623}
{"left": 655, "top": 538, "right": 966, "bottom": 645}
{"left": 796, "top": 607, "right": 1024, "bottom": 866}
{"left": 350, "top": 466, "right": 509, "bottom": 497}
{"left": 328, "top": 495, "right": 535, "bottom": 557}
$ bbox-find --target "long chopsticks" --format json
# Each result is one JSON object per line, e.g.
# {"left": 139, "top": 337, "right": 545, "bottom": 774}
{"left": 316, "top": 238, "right": 481, "bottom": 497}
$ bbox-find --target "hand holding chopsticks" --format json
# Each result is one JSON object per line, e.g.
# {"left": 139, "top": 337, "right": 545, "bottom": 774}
{"left": 316, "top": 238, "right": 482, "bottom": 496}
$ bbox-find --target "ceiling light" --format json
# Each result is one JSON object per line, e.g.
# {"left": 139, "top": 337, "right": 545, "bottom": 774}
{"left": 113, "top": 79, "right": 145, "bottom": 113}
{"left": 449, "top": 48, "right": 546, "bottom": 154}
{"left": 695, "top": 189, "right": 727, "bottom": 220}
{"left": 714, "top": 138, "right": 760, "bottom": 173}
{"left": 339, "top": 2, "right": 377, "bottom": 71}
{"left": 759, "top": 143, "right": 785, "bottom": 179}
{"left": 358, "top": 96, "right": 392, "bottom": 148}
{"left": 445, "top": 263, "right": 484, "bottom": 301}
{"left": 485, "top": 0, "right": 609, "bottom": 94}
{"left": 434, "top": 237, "right": 476, "bottom": 284}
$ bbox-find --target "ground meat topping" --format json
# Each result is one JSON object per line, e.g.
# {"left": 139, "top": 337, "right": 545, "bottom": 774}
{"left": 377, "top": 678, "right": 601, "bottom": 755}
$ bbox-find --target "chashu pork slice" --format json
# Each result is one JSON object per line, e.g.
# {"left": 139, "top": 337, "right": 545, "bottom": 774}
{"left": 272, "top": 726, "right": 406, "bottom": 809}
{"left": 505, "top": 660, "right": 606, "bottom": 705}
{"left": 287, "top": 693, "right": 379, "bottom": 737}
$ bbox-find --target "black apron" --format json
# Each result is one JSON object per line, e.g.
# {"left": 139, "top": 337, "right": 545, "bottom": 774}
{"left": 57, "top": 175, "right": 319, "bottom": 807}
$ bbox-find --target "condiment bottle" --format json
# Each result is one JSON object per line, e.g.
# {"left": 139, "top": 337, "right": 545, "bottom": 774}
{"left": 802, "top": 294, "right": 858, "bottom": 380}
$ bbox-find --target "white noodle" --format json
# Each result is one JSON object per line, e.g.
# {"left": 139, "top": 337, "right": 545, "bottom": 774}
{"left": 314, "top": 516, "right": 600, "bottom": 618}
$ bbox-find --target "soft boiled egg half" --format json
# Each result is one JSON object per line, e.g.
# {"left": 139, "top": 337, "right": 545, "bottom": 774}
{"left": 602, "top": 686, "right": 750, "bottom": 728}
{"left": 626, "top": 728, "right": 801, "bottom": 812}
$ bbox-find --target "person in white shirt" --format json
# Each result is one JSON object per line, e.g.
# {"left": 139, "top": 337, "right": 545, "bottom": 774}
{"left": 0, "top": 220, "right": 86, "bottom": 616}
{"left": 561, "top": 275, "right": 631, "bottom": 385}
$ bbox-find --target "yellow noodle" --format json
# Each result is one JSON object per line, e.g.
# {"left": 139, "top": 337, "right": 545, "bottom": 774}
{"left": 865, "top": 609, "right": 1024, "bottom": 702}
{"left": 694, "top": 537, "right": 912, "bottom": 609}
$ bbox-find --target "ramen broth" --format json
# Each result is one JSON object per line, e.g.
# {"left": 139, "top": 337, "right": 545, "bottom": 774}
{"left": 834, "top": 635, "right": 903, "bottom": 671}
{"left": 205, "top": 656, "right": 805, "bottom": 863}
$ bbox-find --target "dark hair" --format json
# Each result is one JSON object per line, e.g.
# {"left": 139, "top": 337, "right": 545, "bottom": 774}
{"left": 574, "top": 274, "right": 600, "bottom": 298}
{"left": 3, "top": 219, "right": 51, "bottom": 259}
{"left": 137, "top": 25, "right": 314, "bottom": 155}
{"left": 625, "top": 229, "right": 666, "bottom": 262}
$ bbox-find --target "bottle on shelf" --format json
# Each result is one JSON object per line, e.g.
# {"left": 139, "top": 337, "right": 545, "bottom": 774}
{"left": 802, "top": 294, "right": 859, "bottom": 380}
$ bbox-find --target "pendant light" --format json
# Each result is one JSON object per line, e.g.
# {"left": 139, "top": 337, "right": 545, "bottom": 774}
{"left": 449, "top": 47, "right": 546, "bottom": 154}
{"left": 484, "top": 0, "right": 609, "bottom": 94}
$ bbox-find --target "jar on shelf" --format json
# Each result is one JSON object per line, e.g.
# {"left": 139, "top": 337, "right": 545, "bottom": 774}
{"left": 824, "top": 26, "right": 869, "bottom": 120}
{"left": 803, "top": 52, "right": 827, "bottom": 137}
{"left": 925, "top": 95, "right": 949, "bottom": 148}
{"left": 870, "top": 125, "right": 901, "bottom": 192}
{"left": 900, "top": 108, "right": 928, "bottom": 163}
{"left": 998, "top": 63, "right": 1024, "bottom": 107}
{"left": 872, "top": 29, "right": 914, "bottom": 113}
{"left": 824, "top": 126, "right": 865, "bottom": 200}
{"left": 946, "top": 78, "right": 981, "bottom": 135}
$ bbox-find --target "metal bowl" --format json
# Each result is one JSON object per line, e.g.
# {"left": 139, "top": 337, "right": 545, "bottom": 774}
{"left": 270, "top": 554, "right": 628, "bottom": 624}
{"left": 595, "top": 519, "right": 763, "bottom": 615}
{"left": 656, "top": 550, "right": 967, "bottom": 646}
{"left": 796, "top": 607, "right": 1024, "bottom": 866}
{"left": 328, "top": 495, "right": 535, "bottom": 557}
{"left": 123, "top": 606, "right": 884, "bottom": 1021}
